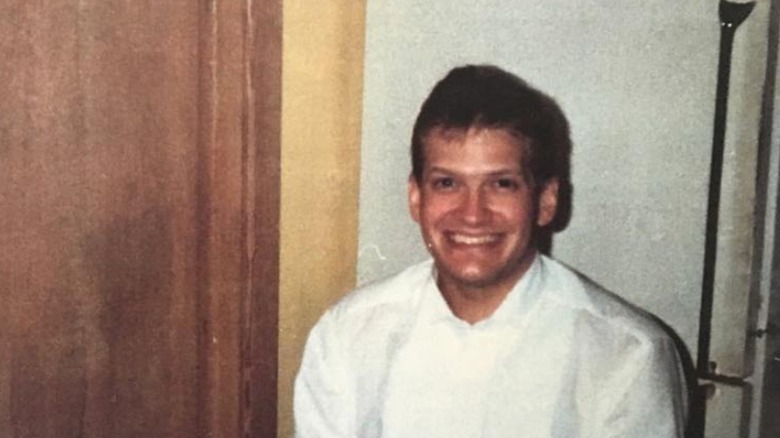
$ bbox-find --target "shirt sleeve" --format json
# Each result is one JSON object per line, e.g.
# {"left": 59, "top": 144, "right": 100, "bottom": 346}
{"left": 601, "top": 336, "right": 689, "bottom": 438}
{"left": 294, "top": 310, "right": 356, "bottom": 438}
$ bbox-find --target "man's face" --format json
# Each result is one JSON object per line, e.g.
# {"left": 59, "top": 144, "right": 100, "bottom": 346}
{"left": 409, "top": 126, "right": 558, "bottom": 296}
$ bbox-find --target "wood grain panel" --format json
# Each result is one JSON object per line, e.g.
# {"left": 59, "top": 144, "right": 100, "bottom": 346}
{"left": 0, "top": 1, "right": 281, "bottom": 436}
{"left": 247, "top": 1, "right": 283, "bottom": 436}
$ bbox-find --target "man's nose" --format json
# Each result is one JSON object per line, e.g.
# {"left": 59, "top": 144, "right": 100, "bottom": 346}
{"left": 458, "top": 189, "right": 490, "bottom": 224}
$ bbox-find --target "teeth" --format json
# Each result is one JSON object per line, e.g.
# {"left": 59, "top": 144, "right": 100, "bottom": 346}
{"left": 450, "top": 234, "right": 498, "bottom": 245}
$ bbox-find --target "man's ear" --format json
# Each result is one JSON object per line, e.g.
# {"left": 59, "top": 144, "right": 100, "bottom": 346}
{"left": 537, "top": 178, "right": 559, "bottom": 227}
{"left": 408, "top": 175, "right": 421, "bottom": 223}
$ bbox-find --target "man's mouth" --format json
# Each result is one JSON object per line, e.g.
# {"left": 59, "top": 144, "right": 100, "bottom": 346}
{"left": 447, "top": 233, "right": 500, "bottom": 246}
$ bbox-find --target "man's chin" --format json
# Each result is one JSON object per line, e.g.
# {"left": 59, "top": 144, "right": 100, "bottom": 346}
{"left": 437, "top": 266, "right": 506, "bottom": 290}
{"left": 434, "top": 258, "right": 533, "bottom": 293}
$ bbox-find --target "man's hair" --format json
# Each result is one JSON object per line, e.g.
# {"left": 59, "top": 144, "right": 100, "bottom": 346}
{"left": 411, "top": 65, "right": 572, "bottom": 191}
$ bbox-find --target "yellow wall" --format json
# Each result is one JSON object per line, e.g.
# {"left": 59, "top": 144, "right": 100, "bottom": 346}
{"left": 279, "top": 1, "right": 366, "bottom": 436}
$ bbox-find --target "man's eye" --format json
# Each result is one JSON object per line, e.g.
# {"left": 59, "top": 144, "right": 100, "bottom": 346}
{"left": 495, "top": 178, "right": 519, "bottom": 190}
{"left": 432, "top": 177, "right": 456, "bottom": 189}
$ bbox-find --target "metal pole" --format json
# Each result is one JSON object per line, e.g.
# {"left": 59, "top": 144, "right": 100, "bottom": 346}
{"left": 697, "top": 0, "right": 756, "bottom": 378}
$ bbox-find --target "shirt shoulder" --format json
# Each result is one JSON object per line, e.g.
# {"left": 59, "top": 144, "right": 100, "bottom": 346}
{"left": 539, "top": 256, "right": 673, "bottom": 346}
{"left": 537, "top": 257, "right": 688, "bottom": 436}
{"left": 335, "top": 259, "right": 432, "bottom": 312}
{"left": 315, "top": 259, "right": 434, "bottom": 342}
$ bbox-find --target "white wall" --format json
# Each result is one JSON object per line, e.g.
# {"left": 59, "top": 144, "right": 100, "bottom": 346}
{"left": 357, "top": 0, "right": 771, "bottom": 373}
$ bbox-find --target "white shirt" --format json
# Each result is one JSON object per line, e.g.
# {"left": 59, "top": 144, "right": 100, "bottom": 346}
{"left": 294, "top": 255, "right": 688, "bottom": 438}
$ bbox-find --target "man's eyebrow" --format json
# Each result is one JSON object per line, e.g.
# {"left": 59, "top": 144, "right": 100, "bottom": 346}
{"left": 425, "top": 166, "right": 455, "bottom": 175}
{"left": 426, "top": 166, "right": 523, "bottom": 177}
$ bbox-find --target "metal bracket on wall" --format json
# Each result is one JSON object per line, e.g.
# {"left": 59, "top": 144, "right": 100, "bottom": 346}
{"left": 749, "top": 322, "right": 779, "bottom": 339}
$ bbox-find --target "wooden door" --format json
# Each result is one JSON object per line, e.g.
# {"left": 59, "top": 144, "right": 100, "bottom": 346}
{"left": 0, "top": 1, "right": 281, "bottom": 437}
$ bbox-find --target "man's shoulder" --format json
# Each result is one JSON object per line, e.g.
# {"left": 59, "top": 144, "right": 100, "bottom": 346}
{"left": 322, "top": 258, "right": 434, "bottom": 327}
{"left": 540, "top": 256, "right": 673, "bottom": 344}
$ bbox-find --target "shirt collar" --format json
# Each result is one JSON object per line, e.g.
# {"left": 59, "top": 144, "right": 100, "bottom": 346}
{"left": 418, "top": 255, "right": 546, "bottom": 328}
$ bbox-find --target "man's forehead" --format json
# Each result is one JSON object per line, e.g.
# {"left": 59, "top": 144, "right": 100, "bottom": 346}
{"left": 421, "top": 127, "right": 530, "bottom": 175}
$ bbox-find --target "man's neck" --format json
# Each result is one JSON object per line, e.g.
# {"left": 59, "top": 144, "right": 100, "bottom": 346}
{"left": 437, "top": 256, "right": 536, "bottom": 325}
{"left": 440, "top": 285, "right": 512, "bottom": 325}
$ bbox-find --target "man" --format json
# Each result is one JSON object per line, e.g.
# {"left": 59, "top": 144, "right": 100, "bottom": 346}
{"left": 295, "top": 65, "right": 688, "bottom": 437}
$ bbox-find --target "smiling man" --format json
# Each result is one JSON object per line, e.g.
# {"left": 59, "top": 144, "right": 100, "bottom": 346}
{"left": 294, "top": 65, "right": 688, "bottom": 437}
